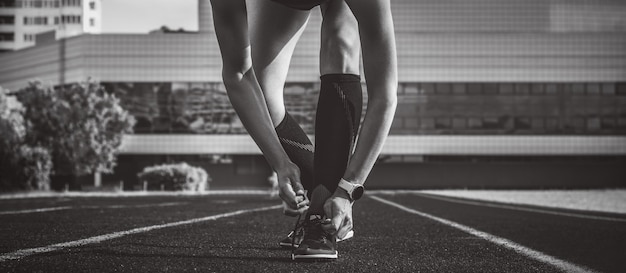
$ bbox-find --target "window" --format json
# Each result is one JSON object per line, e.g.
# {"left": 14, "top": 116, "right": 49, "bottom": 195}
{"left": 0, "top": 32, "right": 14, "bottom": 41}
{"left": 467, "top": 83, "right": 482, "bottom": 95}
{"left": 90, "top": 18, "right": 95, "bottom": 27}
{"left": 435, "top": 83, "right": 451, "bottom": 95}
{"left": 23, "top": 33, "right": 34, "bottom": 41}
{"left": 89, "top": 1, "right": 95, "bottom": 9}
{"left": 0, "top": 16, "right": 15, "bottom": 25}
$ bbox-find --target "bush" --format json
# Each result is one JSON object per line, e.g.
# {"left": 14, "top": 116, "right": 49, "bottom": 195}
{"left": 16, "top": 80, "right": 135, "bottom": 178}
{"left": 137, "top": 163, "right": 210, "bottom": 192}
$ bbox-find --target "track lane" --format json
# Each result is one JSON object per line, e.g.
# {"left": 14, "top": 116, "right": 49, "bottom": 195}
{"left": 373, "top": 193, "right": 626, "bottom": 273}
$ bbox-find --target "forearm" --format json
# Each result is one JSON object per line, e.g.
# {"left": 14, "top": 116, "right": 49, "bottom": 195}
{"left": 223, "top": 70, "right": 292, "bottom": 171}
{"left": 342, "top": 89, "right": 397, "bottom": 185}
{"left": 342, "top": 0, "right": 398, "bottom": 185}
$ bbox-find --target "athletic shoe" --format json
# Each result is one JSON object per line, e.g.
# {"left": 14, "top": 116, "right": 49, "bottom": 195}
{"left": 279, "top": 225, "right": 304, "bottom": 248}
{"left": 280, "top": 225, "right": 354, "bottom": 248}
{"left": 292, "top": 214, "right": 337, "bottom": 260}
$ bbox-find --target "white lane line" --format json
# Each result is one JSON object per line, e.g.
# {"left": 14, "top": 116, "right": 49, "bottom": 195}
{"left": 0, "top": 204, "right": 281, "bottom": 262}
{"left": 0, "top": 202, "right": 188, "bottom": 215}
{"left": 82, "top": 202, "right": 188, "bottom": 209}
{"left": 370, "top": 196, "right": 596, "bottom": 273}
{"left": 0, "top": 206, "right": 73, "bottom": 215}
{"left": 413, "top": 193, "right": 626, "bottom": 223}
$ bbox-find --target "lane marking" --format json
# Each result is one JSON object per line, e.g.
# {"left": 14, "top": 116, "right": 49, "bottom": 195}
{"left": 82, "top": 202, "right": 188, "bottom": 209}
{"left": 370, "top": 196, "right": 596, "bottom": 273}
{"left": 0, "top": 204, "right": 281, "bottom": 262}
{"left": 0, "top": 202, "right": 187, "bottom": 215}
{"left": 413, "top": 193, "right": 626, "bottom": 223}
{"left": 0, "top": 206, "right": 73, "bottom": 215}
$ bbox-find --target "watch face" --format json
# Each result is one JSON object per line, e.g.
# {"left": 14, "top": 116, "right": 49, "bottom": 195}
{"left": 352, "top": 186, "right": 364, "bottom": 200}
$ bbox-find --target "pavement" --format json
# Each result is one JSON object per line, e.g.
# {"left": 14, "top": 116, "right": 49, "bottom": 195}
{"left": 0, "top": 190, "right": 625, "bottom": 272}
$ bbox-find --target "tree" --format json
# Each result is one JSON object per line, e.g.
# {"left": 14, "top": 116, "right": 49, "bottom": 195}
{"left": 0, "top": 87, "right": 52, "bottom": 191}
{"left": 17, "top": 80, "right": 135, "bottom": 188}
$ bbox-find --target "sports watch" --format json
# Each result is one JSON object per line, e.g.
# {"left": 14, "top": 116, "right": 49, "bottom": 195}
{"left": 338, "top": 179, "right": 364, "bottom": 201}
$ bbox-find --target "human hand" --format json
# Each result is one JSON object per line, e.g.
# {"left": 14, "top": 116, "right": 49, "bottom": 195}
{"left": 323, "top": 189, "right": 353, "bottom": 234}
{"left": 277, "top": 163, "right": 309, "bottom": 216}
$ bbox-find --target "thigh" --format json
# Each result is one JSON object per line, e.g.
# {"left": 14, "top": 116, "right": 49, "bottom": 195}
{"left": 248, "top": 0, "right": 311, "bottom": 122}
{"left": 209, "top": 0, "right": 251, "bottom": 71}
{"left": 319, "top": 0, "right": 360, "bottom": 75}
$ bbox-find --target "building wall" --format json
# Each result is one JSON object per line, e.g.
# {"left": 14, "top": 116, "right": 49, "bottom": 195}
{"left": 2, "top": 0, "right": 626, "bottom": 189}
{"left": 0, "top": 0, "right": 100, "bottom": 51}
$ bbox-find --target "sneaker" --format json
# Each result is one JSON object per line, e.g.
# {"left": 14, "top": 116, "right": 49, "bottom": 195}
{"left": 292, "top": 214, "right": 337, "bottom": 260}
{"left": 280, "top": 218, "right": 355, "bottom": 248}
{"left": 337, "top": 229, "right": 354, "bottom": 242}
{"left": 279, "top": 227, "right": 304, "bottom": 248}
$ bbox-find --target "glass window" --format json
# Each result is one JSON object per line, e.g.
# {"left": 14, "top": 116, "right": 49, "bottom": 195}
{"left": 587, "top": 117, "right": 601, "bottom": 130}
{"left": 614, "top": 83, "right": 626, "bottom": 95}
{"left": 514, "top": 117, "right": 531, "bottom": 130}
{"left": 452, "top": 83, "right": 466, "bottom": 95}
{"left": 89, "top": 1, "right": 95, "bottom": 9}
{"left": 572, "top": 83, "right": 585, "bottom": 95}
{"left": 601, "top": 118, "right": 616, "bottom": 130}
{"left": 435, "top": 117, "right": 451, "bottom": 129}
{"left": 468, "top": 117, "right": 482, "bottom": 129}
{"left": 515, "top": 83, "right": 530, "bottom": 95}
{"left": 404, "top": 83, "right": 418, "bottom": 94}
{"left": 545, "top": 84, "right": 558, "bottom": 95}
{"left": 452, "top": 118, "right": 467, "bottom": 129}
{"left": 530, "top": 84, "right": 544, "bottom": 95}
{"left": 421, "top": 83, "right": 435, "bottom": 95}
{"left": 404, "top": 117, "right": 419, "bottom": 129}
{"left": 435, "top": 83, "right": 451, "bottom": 95}
{"left": 601, "top": 83, "right": 616, "bottom": 95}
{"left": 467, "top": 83, "right": 482, "bottom": 95}
{"left": 483, "top": 117, "right": 502, "bottom": 129}
{"left": 483, "top": 83, "right": 498, "bottom": 95}
{"left": 586, "top": 83, "right": 601, "bottom": 95}
{"left": 531, "top": 118, "right": 545, "bottom": 129}
{"left": 420, "top": 118, "right": 435, "bottom": 129}
{"left": 499, "top": 83, "right": 514, "bottom": 95}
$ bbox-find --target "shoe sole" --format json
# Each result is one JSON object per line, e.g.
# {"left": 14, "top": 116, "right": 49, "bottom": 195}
{"left": 280, "top": 230, "right": 354, "bottom": 248}
{"left": 292, "top": 252, "right": 338, "bottom": 260}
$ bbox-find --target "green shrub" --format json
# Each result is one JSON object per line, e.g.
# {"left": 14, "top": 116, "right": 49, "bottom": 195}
{"left": 16, "top": 80, "right": 135, "bottom": 178}
{"left": 137, "top": 163, "right": 209, "bottom": 192}
{"left": 16, "top": 146, "right": 53, "bottom": 191}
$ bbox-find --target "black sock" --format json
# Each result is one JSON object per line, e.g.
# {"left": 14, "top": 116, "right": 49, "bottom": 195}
{"left": 275, "top": 112, "right": 315, "bottom": 194}
{"left": 314, "top": 74, "right": 363, "bottom": 193}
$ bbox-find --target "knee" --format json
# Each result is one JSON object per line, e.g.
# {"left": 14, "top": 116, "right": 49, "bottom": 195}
{"left": 221, "top": 58, "right": 253, "bottom": 89}
{"left": 321, "top": 26, "right": 359, "bottom": 58}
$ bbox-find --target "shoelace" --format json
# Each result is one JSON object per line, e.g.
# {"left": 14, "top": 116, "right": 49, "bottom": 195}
{"left": 303, "top": 216, "right": 332, "bottom": 242}
{"left": 290, "top": 214, "right": 304, "bottom": 257}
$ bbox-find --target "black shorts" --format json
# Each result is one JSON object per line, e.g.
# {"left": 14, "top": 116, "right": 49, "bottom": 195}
{"left": 269, "top": 0, "right": 328, "bottom": 10}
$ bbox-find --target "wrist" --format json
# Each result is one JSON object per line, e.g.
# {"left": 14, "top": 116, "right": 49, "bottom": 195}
{"left": 337, "top": 178, "right": 365, "bottom": 201}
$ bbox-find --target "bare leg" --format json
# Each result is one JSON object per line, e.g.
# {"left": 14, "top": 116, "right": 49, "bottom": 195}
{"left": 248, "top": 0, "right": 311, "bottom": 126}
{"left": 209, "top": 0, "right": 307, "bottom": 212}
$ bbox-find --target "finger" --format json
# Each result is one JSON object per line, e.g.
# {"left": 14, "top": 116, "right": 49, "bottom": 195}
{"left": 292, "top": 182, "right": 305, "bottom": 196}
{"left": 283, "top": 203, "right": 309, "bottom": 217}
{"left": 331, "top": 203, "right": 345, "bottom": 231}
{"left": 279, "top": 183, "right": 297, "bottom": 208}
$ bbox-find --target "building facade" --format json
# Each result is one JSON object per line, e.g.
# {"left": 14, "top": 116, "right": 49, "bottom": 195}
{"left": 0, "top": 0, "right": 101, "bottom": 52}
{"left": 1, "top": 0, "right": 625, "bottom": 189}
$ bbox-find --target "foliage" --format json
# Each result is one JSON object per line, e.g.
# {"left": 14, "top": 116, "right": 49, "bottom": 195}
{"left": 16, "top": 146, "right": 53, "bottom": 190}
{"left": 137, "top": 163, "right": 210, "bottom": 192}
{"left": 0, "top": 87, "right": 52, "bottom": 191}
{"left": 17, "top": 80, "right": 136, "bottom": 177}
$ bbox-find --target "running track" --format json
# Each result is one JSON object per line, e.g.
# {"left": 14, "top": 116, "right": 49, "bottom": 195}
{"left": 0, "top": 193, "right": 624, "bottom": 272}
